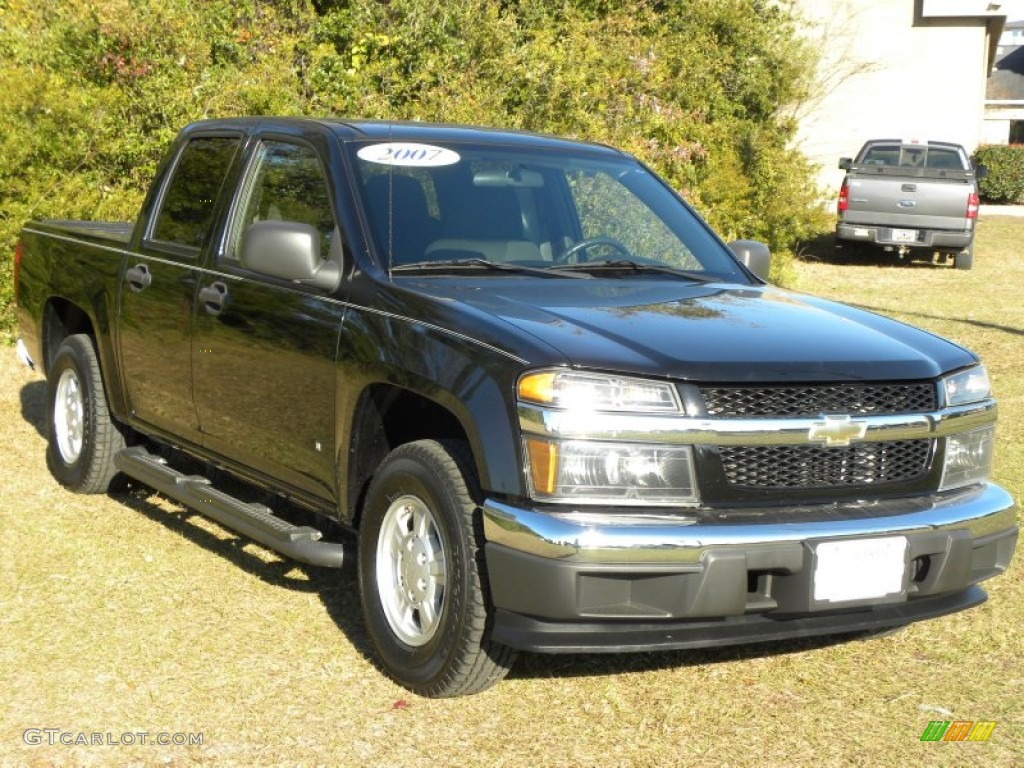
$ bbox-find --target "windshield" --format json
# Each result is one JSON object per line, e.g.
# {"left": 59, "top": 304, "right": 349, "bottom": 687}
{"left": 349, "top": 140, "right": 747, "bottom": 282}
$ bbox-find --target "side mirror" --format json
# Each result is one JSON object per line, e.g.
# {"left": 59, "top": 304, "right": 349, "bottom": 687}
{"left": 974, "top": 163, "right": 989, "bottom": 179}
{"left": 728, "top": 239, "right": 772, "bottom": 282}
{"left": 838, "top": 157, "right": 853, "bottom": 171}
{"left": 241, "top": 220, "right": 340, "bottom": 291}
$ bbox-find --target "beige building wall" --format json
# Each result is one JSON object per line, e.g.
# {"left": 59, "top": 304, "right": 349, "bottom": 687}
{"left": 794, "top": 0, "right": 994, "bottom": 197}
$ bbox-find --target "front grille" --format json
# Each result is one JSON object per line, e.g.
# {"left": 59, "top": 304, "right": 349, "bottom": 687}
{"left": 700, "top": 382, "right": 937, "bottom": 418}
{"left": 719, "top": 440, "right": 932, "bottom": 489}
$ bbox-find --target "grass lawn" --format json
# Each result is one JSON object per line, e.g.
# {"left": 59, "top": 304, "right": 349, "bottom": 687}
{"left": 1, "top": 217, "right": 1021, "bottom": 766}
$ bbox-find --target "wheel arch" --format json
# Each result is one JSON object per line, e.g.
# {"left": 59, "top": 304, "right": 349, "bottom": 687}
{"left": 42, "top": 298, "right": 92, "bottom": 374}
{"left": 41, "top": 297, "right": 130, "bottom": 423}
{"left": 342, "top": 380, "right": 523, "bottom": 529}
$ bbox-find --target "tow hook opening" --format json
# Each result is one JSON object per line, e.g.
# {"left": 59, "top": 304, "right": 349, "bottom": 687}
{"left": 911, "top": 555, "right": 931, "bottom": 583}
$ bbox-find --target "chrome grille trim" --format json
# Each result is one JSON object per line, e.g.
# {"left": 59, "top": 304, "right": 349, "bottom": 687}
{"left": 517, "top": 399, "right": 996, "bottom": 446}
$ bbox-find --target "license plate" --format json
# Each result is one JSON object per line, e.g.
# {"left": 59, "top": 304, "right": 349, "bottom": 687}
{"left": 891, "top": 228, "right": 918, "bottom": 243}
{"left": 813, "top": 537, "right": 907, "bottom": 603}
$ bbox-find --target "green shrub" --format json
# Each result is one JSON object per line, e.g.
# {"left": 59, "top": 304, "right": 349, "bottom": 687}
{"left": 1, "top": 0, "right": 821, "bottom": 340}
{"left": 974, "top": 144, "right": 1024, "bottom": 204}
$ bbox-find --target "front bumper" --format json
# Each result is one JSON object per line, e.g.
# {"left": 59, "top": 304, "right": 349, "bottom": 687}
{"left": 482, "top": 483, "right": 1017, "bottom": 652}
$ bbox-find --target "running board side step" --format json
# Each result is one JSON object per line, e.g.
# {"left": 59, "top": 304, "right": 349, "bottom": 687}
{"left": 114, "top": 446, "right": 345, "bottom": 568}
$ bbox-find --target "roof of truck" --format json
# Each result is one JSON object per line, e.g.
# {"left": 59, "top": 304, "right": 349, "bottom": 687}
{"left": 182, "top": 116, "right": 626, "bottom": 156}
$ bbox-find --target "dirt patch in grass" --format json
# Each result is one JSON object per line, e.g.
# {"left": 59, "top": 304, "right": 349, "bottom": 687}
{"left": 2, "top": 219, "right": 1021, "bottom": 766}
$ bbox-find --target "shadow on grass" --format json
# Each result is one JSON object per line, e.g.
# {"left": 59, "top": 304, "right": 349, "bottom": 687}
{"left": 849, "top": 302, "right": 1024, "bottom": 338}
{"left": 796, "top": 232, "right": 953, "bottom": 270}
{"left": 20, "top": 379, "right": 47, "bottom": 438}
{"left": 110, "top": 481, "right": 371, "bottom": 656}
{"left": 17, "top": 378, "right": 374, "bottom": 658}
{"left": 508, "top": 631, "right": 875, "bottom": 683}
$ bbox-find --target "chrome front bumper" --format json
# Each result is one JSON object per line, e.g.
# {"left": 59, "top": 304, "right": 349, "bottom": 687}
{"left": 482, "top": 483, "right": 1017, "bottom": 650}
{"left": 483, "top": 482, "right": 1016, "bottom": 565}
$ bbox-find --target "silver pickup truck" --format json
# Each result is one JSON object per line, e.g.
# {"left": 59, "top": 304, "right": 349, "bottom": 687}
{"left": 836, "top": 140, "right": 986, "bottom": 270}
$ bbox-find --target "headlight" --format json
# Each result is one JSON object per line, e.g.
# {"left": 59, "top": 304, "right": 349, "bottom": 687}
{"left": 518, "top": 369, "right": 682, "bottom": 413}
{"left": 940, "top": 425, "right": 995, "bottom": 491}
{"left": 942, "top": 366, "right": 991, "bottom": 406}
{"left": 524, "top": 437, "right": 697, "bottom": 504}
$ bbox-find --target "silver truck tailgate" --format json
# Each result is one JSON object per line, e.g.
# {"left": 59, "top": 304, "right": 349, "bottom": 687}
{"left": 843, "top": 175, "right": 972, "bottom": 231}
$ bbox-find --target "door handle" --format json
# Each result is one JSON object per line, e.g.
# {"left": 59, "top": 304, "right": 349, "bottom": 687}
{"left": 198, "top": 281, "right": 230, "bottom": 315}
{"left": 124, "top": 264, "right": 152, "bottom": 293}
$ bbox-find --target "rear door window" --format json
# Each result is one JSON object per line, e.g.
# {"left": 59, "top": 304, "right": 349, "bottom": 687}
{"left": 150, "top": 136, "right": 240, "bottom": 249}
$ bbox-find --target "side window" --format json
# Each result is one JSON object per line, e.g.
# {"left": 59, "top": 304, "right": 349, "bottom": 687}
{"left": 230, "top": 141, "right": 337, "bottom": 262}
{"left": 151, "top": 136, "right": 240, "bottom": 248}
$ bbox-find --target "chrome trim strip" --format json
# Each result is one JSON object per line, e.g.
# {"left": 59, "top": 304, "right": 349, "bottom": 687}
{"left": 22, "top": 227, "right": 134, "bottom": 258}
{"left": 517, "top": 399, "right": 996, "bottom": 445}
{"left": 483, "top": 483, "right": 1017, "bottom": 564}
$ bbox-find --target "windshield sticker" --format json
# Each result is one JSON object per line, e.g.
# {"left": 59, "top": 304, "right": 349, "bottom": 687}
{"left": 357, "top": 143, "right": 460, "bottom": 167}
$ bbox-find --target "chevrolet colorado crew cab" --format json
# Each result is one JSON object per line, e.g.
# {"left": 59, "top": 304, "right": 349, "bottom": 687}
{"left": 14, "top": 118, "right": 1017, "bottom": 697}
{"left": 836, "top": 140, "right": 986, "bottom": 270}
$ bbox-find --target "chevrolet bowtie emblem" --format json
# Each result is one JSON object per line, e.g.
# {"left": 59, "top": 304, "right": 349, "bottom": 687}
{"left": 808, "top": 415, "right": 868, "bottom": 447}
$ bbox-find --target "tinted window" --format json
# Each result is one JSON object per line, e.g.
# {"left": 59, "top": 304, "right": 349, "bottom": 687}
{"left": 230, "top": 141, "right": 336, "bottom": 261}
{"left": 152, "top": 137, "right": 239, "bottom": 248}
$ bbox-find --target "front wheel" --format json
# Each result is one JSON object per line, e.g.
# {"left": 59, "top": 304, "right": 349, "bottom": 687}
{"left": 45, "top": 334, "right": 125, "bottom": 493}
{"left": 358, "top": 439, "right": 516, "bottom": 697}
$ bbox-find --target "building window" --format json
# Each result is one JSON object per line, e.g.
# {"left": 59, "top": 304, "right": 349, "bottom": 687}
{"left": 1011, "top": 121, "right": 1024, "bottom": 145}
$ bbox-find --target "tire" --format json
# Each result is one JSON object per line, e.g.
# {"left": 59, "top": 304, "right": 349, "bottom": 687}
{"left": 954, "top": 245, "right": 973, "bottom": 271}
{"left": 45, "top": 334, "right": 125, "bottom": 493}
{"left": 358, "top": 439, "right": 516, "bottom": 697}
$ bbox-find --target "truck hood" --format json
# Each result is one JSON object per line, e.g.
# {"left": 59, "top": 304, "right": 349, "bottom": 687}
{"left": 408, "top": 278, "right": 975, "bottom": 382}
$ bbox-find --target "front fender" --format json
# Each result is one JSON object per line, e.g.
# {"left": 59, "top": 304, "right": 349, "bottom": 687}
{"left": 337, "top": 304, "right": 527, "bottom": 518}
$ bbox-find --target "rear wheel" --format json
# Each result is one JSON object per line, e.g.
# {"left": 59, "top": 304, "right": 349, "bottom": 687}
{"left": 46, "top": 334, "right": 124, "bottom": 493}
{"left": 358, "top": 439, "right": 516, "bottom": 697}
{"left": 954, "top": 245, "right": 974, "bottom": 271}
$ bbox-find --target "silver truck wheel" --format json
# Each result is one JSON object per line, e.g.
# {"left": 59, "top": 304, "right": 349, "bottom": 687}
{"left": 45, "top": 334, "right": 125, "bottom": 493}
{"left": 358, "top": 439, "right": 516, "bottom": 697}
{"left": 375, "top": 494, "right": 446, "bottom": 647}
{"left": 53, "top": 367, "right": 85, "bottom": 464}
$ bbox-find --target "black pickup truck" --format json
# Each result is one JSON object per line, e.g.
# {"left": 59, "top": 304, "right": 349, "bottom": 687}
{"left": 14, "top": 118, "right": 1017, "bottom": 697}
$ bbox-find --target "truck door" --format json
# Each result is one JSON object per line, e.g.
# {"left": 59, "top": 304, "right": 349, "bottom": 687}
{"left": 191, "top": 136, "right": 345, "bottom": 503}
{"left": 118, "top": 133, "right": 242, "bottom": 443}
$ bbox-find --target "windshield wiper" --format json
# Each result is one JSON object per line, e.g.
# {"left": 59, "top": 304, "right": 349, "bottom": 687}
{"left": 551, "top": 259, "right": 719, "bottom": 282}
{"left": 390, "top": 258, "right": 592, "bottom": 278}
